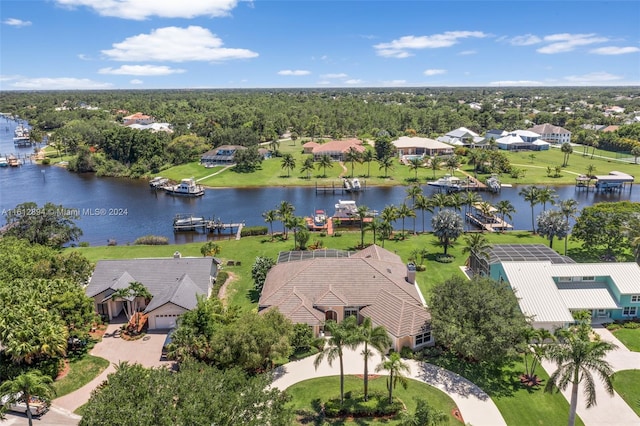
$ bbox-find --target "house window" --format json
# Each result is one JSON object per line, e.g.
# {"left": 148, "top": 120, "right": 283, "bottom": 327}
{"left": 623, "top": 307, "right": 637, "bottom": 317}
{"left": 582, "top": 276, "right": 595, "bottom": 281}
{"left": 631, "top": 295, "right": 640, "bottom": 303}
{"left": 344, "top": 307, "right": 359, "bottom": 318}
{"left": 558, "top": 277, "right": 573, "bottom": 282}
{"left": 415, "top": 331, "right": 432, "bottom": 347}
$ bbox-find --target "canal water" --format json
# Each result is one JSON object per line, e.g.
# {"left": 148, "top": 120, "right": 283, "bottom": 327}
{"left": 1, "top": 117, "right": 638, "bottom": 246}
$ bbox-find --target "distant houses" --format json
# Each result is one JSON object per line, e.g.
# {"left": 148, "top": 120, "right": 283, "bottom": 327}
{"left": 200, "top": 145, "right": 271, "bottom": 166}
{"left": 121, "top": 112, "right": 173, "bottom": 133}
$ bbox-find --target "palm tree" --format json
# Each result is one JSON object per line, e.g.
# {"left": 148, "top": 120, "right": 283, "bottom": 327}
{"left": 380, "top": 205, "right": 398, "bottom": 242}
{"left": 430, "top": 192, "right": 449, "bottom": 215}
{"left": 280, "top": 154, "right": 296, "bottom": 177}
{"left": 355, "top": 318, "right": 391, "bottom": 401}
{"left": 285, "top": 215, "right": 306, "bottom": 249}
{"left": 362, "top": 149, "right": 375, "bottom": 177}
{"left": 429, "top": 156, "right": 439, "bottom": 179}
{"left": 590, "top": 139, "right": 599, "bottom": 159}
{"left": 317, "top": 154, "right": 333, "bottom": 177}
{"left": 537, "top": 186, "right": 558, "bottom": 211}
{"left": 366, "top": 217, "right": 384, "bottom": 246}
{"left": 585, "top": 164, "right": 596, "bottom": 178}
{"left": 561, "top": 142, "right": 573, "bottom": 167}
{"left": 356, "top": 205, "right": 371, "bottom": 247}
{"left": 494, "top": 200, "right": 516, "bottom": 233}
{"left": 447, "top": 192, "right": 464, "bottom": 215}
{"left": 414, "top": 194, "right": 433, "bottom": 234}
{"left": 277, "top": 201, "right": 295, "bottom": 238}
{"left": 376, "top": 352, "right": 411, "bottom": 404}
{"left": 314, "top": 317, "right": 358, "bottom": 405}
{"left": 445, "top": 155, "right": 460, "bottom": 175}
{"left": 431, "top": 210, "right": 464, "bottom": 255}
{"left": 405, "top": 185, "right": 422, "bottom": 234}
{"left": 461, "top": 191, "right": 482, "bottom": 232}
{"left": 300, "top": 156, "right": 315, "bottom": 179}
{"left": 558, "top": 199, "right": 579, "bottom": 255}
{"left": 462, "top": 233, "right": 491, "bottom": 267}
{"left": 377, "top": 155, "right": 395, "bottom": 178}
{"left": 522, "top": 328, "right": 554, "bottom": 383}
{"left": 396, "top": 203, "right": 415, "bottom": 239}
{"left": 262, "top": 209, "right": 279, "bottom": 239}
{"left": 408, "top": 157, "right": 423, "bottom": 181}
{"left": 0, "top": 370, "right": 55, "bottom": 426}
{"left": 112, "top": 281, "right": 152, "bottom": 330}
{"left": 269, "top": 138, "right": 280, "bottom": 156}
{"left": 545, "top": 332, "right": 616, "bottom": 426}
{"left": 345, "top": 147, "right": 361, "bottom": 177}
{"left": 519, "top": 186, "right": 540, "bottom": 233}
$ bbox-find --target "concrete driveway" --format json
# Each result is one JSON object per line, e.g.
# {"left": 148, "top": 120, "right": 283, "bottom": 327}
{"left": 1, "top": 318, "right": 172, "bottom": 426}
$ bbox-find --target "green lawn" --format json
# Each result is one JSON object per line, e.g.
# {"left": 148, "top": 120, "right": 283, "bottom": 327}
{"left": 612, "top": 369, "right": 640, "bottom": 417}
{"left": 612, "top": 328, "right": 640, "bottom": 352}
{"left": 287, "top": 375, "right": 459, "bottom": 425}
{"left": 52, "top": 355, "right": 110, "bottom": 398}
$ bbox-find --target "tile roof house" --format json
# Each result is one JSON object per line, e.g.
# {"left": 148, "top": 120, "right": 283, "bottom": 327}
{"left": 527, "top": 123, "right": 571, "bottom": 144}
{"left": 391, "top": 136, "right": 454, "bottom": 157}
{"left": 122, "top": 112, "right": 154, "bottom": 126}
{"left": 258, "top": 245, "right": 432, "bottom": 351}
{"left": 307, "top": 138, "right": 366, "bottom": 161}
{"left": 85, "top": 255, "right": 219, "bottom": 329}
{"left": 473, "top": 244, "right": 640, "bottom": 331}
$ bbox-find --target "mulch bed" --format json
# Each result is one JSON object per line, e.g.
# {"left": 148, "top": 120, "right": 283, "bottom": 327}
{"left": 519, "top": 374, "right": 542, "bottom": 387}
{"left": 354, "top": 374, "right": 381, "bottom": 380}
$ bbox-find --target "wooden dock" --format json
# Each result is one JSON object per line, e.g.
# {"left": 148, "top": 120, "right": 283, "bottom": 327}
{"left": 172, "top": 215, "right": 244, "bottom": 239}
{"left": 315, "top": 180, "right": 366, "bottom": 195}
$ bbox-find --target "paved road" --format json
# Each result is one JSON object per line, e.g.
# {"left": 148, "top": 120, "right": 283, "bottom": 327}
{"left": 541, "top": 326, "right": 640, "bottom": 426}
{"left": 272, "top": 344, "right": 507, "bottom": 426}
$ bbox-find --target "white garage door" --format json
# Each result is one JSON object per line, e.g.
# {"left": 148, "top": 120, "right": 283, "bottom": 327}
{"left": 155, "top": 315, "right": 178, "bottom": 329}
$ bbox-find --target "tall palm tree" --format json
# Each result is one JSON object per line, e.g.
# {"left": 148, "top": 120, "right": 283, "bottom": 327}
{"left": 366, "top": 217, "right": 384, "bottom": 246}
{"left": 561, "top": 142, "right": 573, "bottom": 167}
{"left": 461, "top": 191, "right": 482, "bottom": 232}
{"left": 544, "top": 333, "right": 616, "bottom": 426}
{"left": 429, "top": 156, "right": 440, "bottom": 179}
{"left": 280, "top": 154, "right": 296, "bottom": 177}
{"left": 345, "top": 147, "right": 361, "bottom": 177}
{"left": 380, "top": 205, "right": 398, "bottom": 243}
{"left": 317, "top": 154, "right": 333, "bottom": 177}
{"left": 355, "top": 318, "right": 391, "bottom": 401}
{"left": 262, "top": 209, "right": 278, "bottom": 238}
{"left": 314, "top": 317, "right": 358, "bottom": 405}
{"left": 0, "top": 370, "right": 55, "bottom": 426}
{"left": 414, "top": 194, "right": 433, "bottom": 234}
{"left": 405, "top": 185, "right": 423, "bottom": 234}
{"left": 522, "top": 328, "right": 554, "bottom": 382}
{"left": 375, "top": 352, "right": 411, "bottom": 404}
{"left": 431, "top": 192, "right": 449, "bottom": 215}
{"left": 300, "top": 156, "right": 315, "bottom": 179}
{"left": 558, "top": 199, "right": 579, "bottom": 255}
{"left": 362, "top": 148, "right": 375, "bottom": 177}
{"left": 494, "top": 200, "right": 516, "bottom": 232}
{"left": 396, "top": 203, "right": 415, "bottom": 239}
{"left": 285, "top": 215, "right": 307, "bottom": 249}
{"left": 277, "top": 201, "right": 295, "bottom": 237}
{"left": 408, "top": 157, "right": 423, "bottom": 181}
{"left": 462, "top": 233, "right": 492, "bottom": 267}
{"left": 445, "top": 155, "right": 460, "bottom": 175}
{"left": 519, "top": 186, "right": 541, "bottom": 233}
{"left": 537, "top": 186, "right": 558, "bottom": 211}
{"left": 377, "top": 155, "right": 395, "bottom": 178}
{"left": 431, "top": 210, "right": 464, "bottom": 255}
{"left": 356, "top": 205, "right": 371, "bottom": 247}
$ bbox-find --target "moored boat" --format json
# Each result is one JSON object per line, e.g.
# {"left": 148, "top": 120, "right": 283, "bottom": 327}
{"left": 149, "top": 176, "right": 169, "bottom": 188}
{"left": 313, "top": 209, "right": 327, "bottom": 227}
{"left": 427, "top": 174, "right": 462, "bottom": 191}
{"left": 334, "top": 199, "right": 358, "bottom": 218}
{"left": 164, "top": 178, "right": 204, "bottom": 197}
{"left": 13, "top": 125, "right": 31, "bottom": 146}
{"left": 7, "top": 155, "right": 21, "bottom": 167}
{"left": 0, "top": 157, "right": 8, "bottom": 167}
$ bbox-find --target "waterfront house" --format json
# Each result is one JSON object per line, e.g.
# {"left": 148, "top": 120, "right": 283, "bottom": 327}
{"left": 496, "top": 130, "right": 549, "bottom": 151}
{"left": 309, "top": 138, "right": 366, "bottom": 162}
{"left": 391, "top": 136, "right": 454, "bottom": 157}
{"left": 85, "top": 255, "right": 219, "bottom": 329}
{"left": 201, "top": 145, "right": 247, "bottom": 166}
{"left": 258, "top": 245, "right": 432, "bottom": 351}
{"left": 437, "top": 127, "right": 484, "bottom": 147}
{"left": 527, "top": 123, "right": 571, "bottom": 144}
{"left": 469, "top": 244, "right": 640, "bottom": 331}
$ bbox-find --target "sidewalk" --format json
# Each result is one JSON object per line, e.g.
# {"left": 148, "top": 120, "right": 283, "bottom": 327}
{"left": 272, "top": 344, "right": 506, "bottom": 426}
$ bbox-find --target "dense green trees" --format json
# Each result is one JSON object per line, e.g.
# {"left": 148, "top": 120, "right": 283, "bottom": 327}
{"left": 80, "top": 361, "right": 292, "bottom": 426}
{"left": 429, "top": 275, "right": 529, "bottom": 364}
{"left": 4, "top": 202, "right": 83, "bottom": 248}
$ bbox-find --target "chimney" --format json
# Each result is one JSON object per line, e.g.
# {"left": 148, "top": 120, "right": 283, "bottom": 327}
{"left": 406, "top": 262, "right": 416, "bottom": 284}
{"left": 173, "top": 251, "right": 181, "bottom": 259}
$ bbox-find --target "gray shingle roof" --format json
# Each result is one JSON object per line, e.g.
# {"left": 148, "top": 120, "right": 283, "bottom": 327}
{"left": 144, "top": 273, "right": 205, "bottom": 313}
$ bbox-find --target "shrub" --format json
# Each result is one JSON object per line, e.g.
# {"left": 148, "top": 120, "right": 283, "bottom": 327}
{"left": 79, "top": 241, "right": 90, "bottom": 247}
{"left": 323, "top": 391, "right": 403, "bottom": 418}
{"left": 623, "top": 321, "right": 640, "bottom": 329}
{"left": 134, "top": 235, "right": 169, "bottom": 245}
{"left": 211, "top": 271, "right": 228, "bottom": 297}
{"left": 240, "top": 226, "right": 268, "bottom": 237}
{"left": 606, "top": 323, "right": 621, "bottom": 331}
{"left": 41, "top": 158, "right": 51, "bottom": 165}
{"left": 435, "top": 254, "right": 454, "bottom": 263}
{"left": 400, "top": 346, "right": 415, "bottom": 359}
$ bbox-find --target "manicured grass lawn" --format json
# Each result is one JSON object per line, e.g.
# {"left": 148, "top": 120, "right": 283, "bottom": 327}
{"left": 287, "top": 375, "right": 459, "bottom": 425}
{"left": 52, "top": 355, "right": 110, "bottom": 398}
{"left": 612, "top": 369, "right": 640, "bottom": 417}
{"left": 612, "top": 328, "right": 640, "bottom": 352}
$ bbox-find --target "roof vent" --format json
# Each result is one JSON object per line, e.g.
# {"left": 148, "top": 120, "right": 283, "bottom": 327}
{"left": 406, "top": 262, "right": 417, "bottom": 284}
{"left": 173, "top": 251, "right": 182, "bottom": 258}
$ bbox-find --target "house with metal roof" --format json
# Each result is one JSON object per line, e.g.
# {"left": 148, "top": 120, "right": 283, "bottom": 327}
{"left": 474, "top": 245, "right": 640, "bottom": 330}
{"left": 437, "top": 127, "right": 484, "bottom": 147}
{"left": 258, "top": 245, "right": 432, "bottom": 351}
{"left": 85, "top": 255, "right": 219, "bottom": 329}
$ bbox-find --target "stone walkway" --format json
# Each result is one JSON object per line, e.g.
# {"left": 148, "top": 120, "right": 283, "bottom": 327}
{"left": 272, "top": 344, "right": 506, "bottom": 426}
{"left": 541, "top": 326, "right": 640, "bottom": 426}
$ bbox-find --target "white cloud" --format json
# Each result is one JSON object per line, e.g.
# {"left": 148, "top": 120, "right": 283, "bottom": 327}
{"left": 509, "top": 34, "right": 542, "bottom": 46}
{"left": 130, "top": 79, "right": 143, "bottom": 85}
{"left": 7, "top": 77, "right": 113, "bottom": 90}
{"left": 102, "top": 26, "right": 258, "bottom": 62}
{"left": 345, "top": 79, "right": 363, "bottom": 84}
{"left": 424, "top": 69, "right": 446, "bottom": 76}
{"left": 54, "top": 0, "right": 237, "bottom": 20}
{"left": 590, "top": 46, "right": 640, "bottom": 55}
{"left": 77, "top": 54, "right": 92, "bottom": 61}
{"left": 99, "top": 65, "right": 186, "bottom": 75}
{"left": 381, "top": 80, "right": 407, "bottom": 86}
{"left": 374, "top": 31, "right": 487, "bottom": 58}
{"left": 459, "top": 50, "right": 477, "bottom": 55}
{"left": 320, "top": 73, "right": 348, "bottom": 79}
{"left": 2, "top": 18, "right": 32, "bottom": 27}
{"left": 537, "top": 33, "right": 608, "bottom": 54}
{"left": 564, "top": 71, "right": 622, "bottom": 84}
{"left": 488, "top": 80, "right": 544, "bottom": 86}
{"left": 277, "top": 70, "right": 311, "bottom": 76}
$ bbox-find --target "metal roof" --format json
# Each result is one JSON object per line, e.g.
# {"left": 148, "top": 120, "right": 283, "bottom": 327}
{"left": 277, "top": 249, "right": 354, "bottom": 263}
{"left": 557, "top": 283, "right": 620, "bottom": 310}
{"left": 487, "top": 244, "right": 575, "bottom": 265}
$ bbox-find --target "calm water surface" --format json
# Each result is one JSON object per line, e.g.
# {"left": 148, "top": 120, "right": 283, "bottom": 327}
{"left": 1, "top": 117, "right": 638, "bottom": 246}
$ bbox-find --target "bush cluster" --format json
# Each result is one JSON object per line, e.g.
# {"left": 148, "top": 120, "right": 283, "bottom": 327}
{"left": 240, "top": 226, "right": 268, "bottom": 237}
{"left": 323, "top": 391, "right": 403, "bottom": 418}
{"left": 133, "top": 235, "right": 169, "bottom": 245}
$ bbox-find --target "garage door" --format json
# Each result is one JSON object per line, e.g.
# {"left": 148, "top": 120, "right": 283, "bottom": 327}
{"left": 155, "top": 315, "right": 178, "bottom": 329}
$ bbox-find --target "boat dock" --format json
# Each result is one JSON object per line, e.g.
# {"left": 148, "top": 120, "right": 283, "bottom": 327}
{"left": 172, "top": 215, "right": 244, "bottom": 240}
{"left": 466, "top": 203, "right": 513, "bottom": 232}
{"left": 575, "top": 171, "right": 634, "bottom": 193}
{"left": 315, "top": 180, "right": 366, "bottom": 195}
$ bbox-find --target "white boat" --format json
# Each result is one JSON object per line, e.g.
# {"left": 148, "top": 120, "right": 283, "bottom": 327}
{"left": 164, "top": 178, "right": 204, "bottom": 197}
{"left": 485, "top": 175, "right": 502, "bottom": 193}
{"left": 149, "top": 176, "right": 169, "bottom": 188}
{"left": 334, "top": 199, "right": 358, "bottom": 218}
{"left": 173, "top": 214, "right": 205, "bottom": 228}
{"left": 343, "top": 177, "right": 361, "bottom": 192}
{"left": 351, "top": 178, "right": 361, "bottom": 191}
{"left": 13, "top": 125, "right": 31, "bottom": 146}
{"left": 0, "top": 157, "right": 8, "bottom": 167}
{"left": 313, "top": 209, "right": 327, "bottom": 227}
{"left": 427, "top": 174, "right": 462, "bottom": 191}
{"left": 7, "top": 155, "right": 21, "bottom": 167}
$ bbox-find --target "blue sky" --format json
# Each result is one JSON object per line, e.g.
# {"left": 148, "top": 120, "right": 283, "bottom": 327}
{"left": 1, "top": 1, "right": 639, "bottom": 90}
